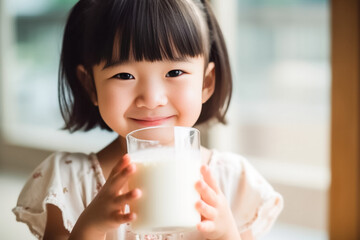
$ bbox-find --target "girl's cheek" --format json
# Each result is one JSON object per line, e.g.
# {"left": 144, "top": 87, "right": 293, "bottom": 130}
{"left": 98, "top": 84, "right": 131, "bottom": 104}
{"left": 184, "top": 82, "right": 203, "bottom": 103}
{"left": 173, "top": 87, "right": 203, "bottom": 125}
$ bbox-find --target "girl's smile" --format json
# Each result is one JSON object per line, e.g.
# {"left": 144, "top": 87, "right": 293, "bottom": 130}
{"left": 129, "top": 115, "right": 176, "bottom": 127}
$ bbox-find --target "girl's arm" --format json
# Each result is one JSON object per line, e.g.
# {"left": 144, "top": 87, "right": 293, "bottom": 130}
{"left": 43, "top": 204, "right": 107, "bottom": 240}
{"left": 43, "top": 204, "right": 70, "bottom": 240}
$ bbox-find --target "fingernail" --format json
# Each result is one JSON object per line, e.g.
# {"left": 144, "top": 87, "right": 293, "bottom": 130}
{"left": 123, "top": 154, "right": 130, "bottom": 162}
{"left": 126, "top": 165, "right": 133, "bottom": 173}
{"left": 129, "top": 212, "right": 136, "bottom": 220}
{"left": 130, "top": 164, "right": 136, "bottom": 172}
{"left": 133, "top": 188, "right": 142, "bottom": 197}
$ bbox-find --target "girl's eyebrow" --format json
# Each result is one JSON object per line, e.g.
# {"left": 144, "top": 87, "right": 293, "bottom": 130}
{"left": 102, "top": 57, "right": 193, "bottom": 70}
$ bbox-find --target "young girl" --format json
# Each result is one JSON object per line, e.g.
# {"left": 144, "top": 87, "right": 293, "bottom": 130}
{"left": 13, "top": 0, "right": 283, "bottom": 239}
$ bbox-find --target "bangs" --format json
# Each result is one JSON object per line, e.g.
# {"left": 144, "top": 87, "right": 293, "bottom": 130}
{"left": 84, "top": 0, "right": 209, "bottom": 68}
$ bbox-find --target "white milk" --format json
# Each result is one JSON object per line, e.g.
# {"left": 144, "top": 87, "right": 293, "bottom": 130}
{"left": 128, "top": 147, "right": 201, "bottom": 234}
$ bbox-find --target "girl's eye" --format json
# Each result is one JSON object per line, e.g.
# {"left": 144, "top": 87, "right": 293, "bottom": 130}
{"left": 112, "top": 73, "right": 134, "bottom": 80}
{"left": 166, "top": 70, "right": 184, "bottom": 77}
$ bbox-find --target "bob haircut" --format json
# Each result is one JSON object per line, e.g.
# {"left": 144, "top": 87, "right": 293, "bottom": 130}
{"left": 59, "top": 0, "right": 232, "bottom": 132}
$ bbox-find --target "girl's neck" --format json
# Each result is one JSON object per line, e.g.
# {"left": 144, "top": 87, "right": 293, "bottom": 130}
{"left": 96, "top": 135, "right": 127, "bottom": 179}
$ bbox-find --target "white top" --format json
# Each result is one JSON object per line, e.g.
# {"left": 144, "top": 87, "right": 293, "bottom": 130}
{"left": 13, "top": 150, "right": 283, "bottom": 239}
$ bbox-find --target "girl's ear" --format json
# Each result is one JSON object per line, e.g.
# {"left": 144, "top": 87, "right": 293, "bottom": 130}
{"left": 202, "top": 62, "right": 215, "bottom": 103}
{"left": 77, "top": 65, "right": 98, "bottom": 106}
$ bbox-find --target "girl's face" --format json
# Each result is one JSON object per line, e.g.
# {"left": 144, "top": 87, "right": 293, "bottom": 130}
{"left": 90, "top": 56, "right": 215, "bottom": 137}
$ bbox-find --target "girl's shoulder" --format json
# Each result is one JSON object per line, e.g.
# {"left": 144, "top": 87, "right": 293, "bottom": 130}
{"left": 35, "top": 151, "right": 104, "bottom": 183}
{"left": 209, "top": 149, "right": 278, "bottom": 198}
{"left": 208, "top": 149, "right": 252, "bottom": 176}
{"left": 23, "top": 151, "right": 105, "bottom": 201}
{"left": 210, "top": 149, "right": 247, "bottom": 164}
{"left": 39, "top": 151, "right": 97, "bottom": 170}
{"left": 26, "top": 151, "right": 105, "bottom": 191}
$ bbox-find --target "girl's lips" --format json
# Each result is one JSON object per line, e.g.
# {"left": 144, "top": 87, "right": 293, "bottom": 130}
{"left": 130, "top": 116, "right": 174, "bottom": 127}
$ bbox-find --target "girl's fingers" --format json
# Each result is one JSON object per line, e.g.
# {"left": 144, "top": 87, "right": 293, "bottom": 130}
{"left": 112, "top": 211, "right": 136, "bottom": 224}
{"left": 195, "top": 179, "right": 218, "bottom": 207}
{"left": 195, "top": 200, "right": 217, "bottom": 220}
{"left": 109, "top": 162, "right": 136, "bottom": 192}
{"left": 196, "top": 220, "right": 216, "bottom": 233}
{"left": 109, "top": 154, "right": 131, "bottom": 178}
{"left": 114, "top": 188, "right": 142, "bottom": 205}
{"left": 200, "top": 165, "right": 220, "bottom": 194}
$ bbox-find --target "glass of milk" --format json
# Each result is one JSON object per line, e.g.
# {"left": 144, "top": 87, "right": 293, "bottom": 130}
{"left": 126, "top": 126, "right": 201, "bottom": 234}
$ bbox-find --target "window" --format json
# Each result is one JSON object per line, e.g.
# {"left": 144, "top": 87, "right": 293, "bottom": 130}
{"left": 1, "top": 0, "right": 116, "bottom": 153}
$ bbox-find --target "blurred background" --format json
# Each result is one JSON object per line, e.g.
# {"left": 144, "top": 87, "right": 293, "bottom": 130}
{"left": 0, "top": 0, "right": 331, "bottom": 239}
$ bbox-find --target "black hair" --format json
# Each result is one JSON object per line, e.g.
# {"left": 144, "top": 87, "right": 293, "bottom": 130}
{"left": 59, "top": 0, "right": 232, "bottom": 132}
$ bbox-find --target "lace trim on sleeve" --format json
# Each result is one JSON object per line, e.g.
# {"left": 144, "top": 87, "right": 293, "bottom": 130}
{"left": 12, "top": 206, "right": 42, "bottom": 239}
{"left": 12, "top": 192, "right": 75, "bottom": 239}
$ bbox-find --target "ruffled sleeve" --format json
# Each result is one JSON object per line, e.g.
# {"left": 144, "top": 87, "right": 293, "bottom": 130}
{"left": 12, "top": 152, "right": 102, "bottom": 239}
{"left": 209, "top": 151, "right": 283, "bottom": 238}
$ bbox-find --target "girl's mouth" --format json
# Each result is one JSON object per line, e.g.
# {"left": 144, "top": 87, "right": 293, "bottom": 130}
{"left": 130, "top": 116, "right": 174, "bottom": 127}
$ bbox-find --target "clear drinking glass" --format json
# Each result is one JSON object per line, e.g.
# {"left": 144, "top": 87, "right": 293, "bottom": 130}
{"left": 126, "top": 126, "right": 201, "bottom": 235}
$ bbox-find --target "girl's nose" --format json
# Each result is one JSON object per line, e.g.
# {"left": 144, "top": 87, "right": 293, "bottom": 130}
{"left": 135, "top": 80, "right": 168, "bottom": 109}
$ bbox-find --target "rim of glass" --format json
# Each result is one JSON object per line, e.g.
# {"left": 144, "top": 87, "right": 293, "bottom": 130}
{"left": 126, "top": 126, "right": 199, "bottom": 141}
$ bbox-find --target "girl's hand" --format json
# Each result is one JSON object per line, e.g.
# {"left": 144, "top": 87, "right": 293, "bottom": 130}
{"left": 70, "top": 155, "right": 141, "bottom": 239}
{"left": 195, "top": 165, "right": 240, "bottom": 240}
